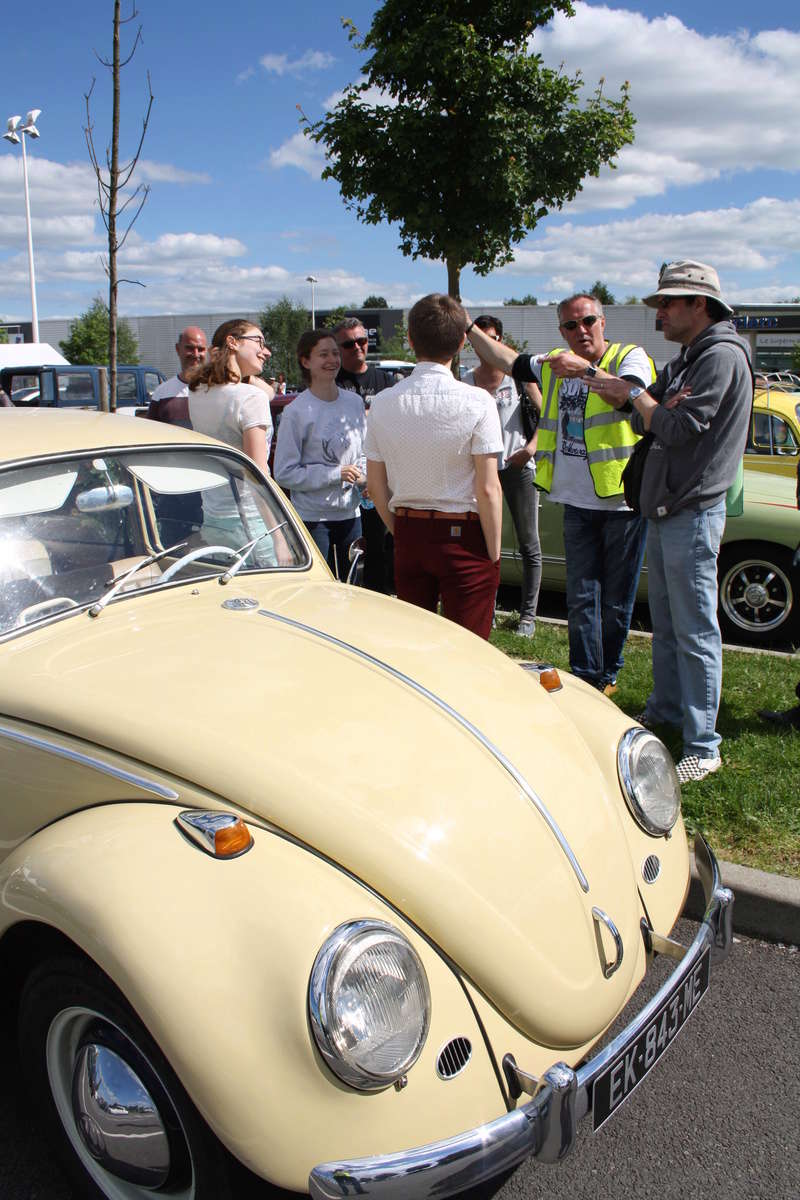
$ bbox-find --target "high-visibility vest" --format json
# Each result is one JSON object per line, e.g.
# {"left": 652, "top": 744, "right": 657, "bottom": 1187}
{"left": 535, "top": 343, "right": 656, "bottom": 497}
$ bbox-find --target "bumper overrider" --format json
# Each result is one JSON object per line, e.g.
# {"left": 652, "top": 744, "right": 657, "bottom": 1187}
{"left": 309, "top": 835, "right": 733, "bottom": 1200}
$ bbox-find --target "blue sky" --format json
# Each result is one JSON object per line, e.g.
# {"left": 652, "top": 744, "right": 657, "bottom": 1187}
{"left": 2, "top": 0, "right": 799, "bottom": 321}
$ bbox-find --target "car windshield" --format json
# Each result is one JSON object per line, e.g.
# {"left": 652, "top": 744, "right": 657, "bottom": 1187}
{"left": 0, "top": 447, "right": 309, "bottom": 636}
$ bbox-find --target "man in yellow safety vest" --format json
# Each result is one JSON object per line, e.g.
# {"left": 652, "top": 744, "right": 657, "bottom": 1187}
{"left": 466, "top": 294, "right": 654, "bottom": 693}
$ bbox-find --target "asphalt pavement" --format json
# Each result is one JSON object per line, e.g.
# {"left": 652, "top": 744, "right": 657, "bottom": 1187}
{"left": 2, "top": 921, "right": 796, "bottom": 1200}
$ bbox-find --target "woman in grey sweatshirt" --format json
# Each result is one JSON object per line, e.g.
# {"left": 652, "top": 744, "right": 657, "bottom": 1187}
{"left": 273, "top": 329, "right": 366, "bottom": 578}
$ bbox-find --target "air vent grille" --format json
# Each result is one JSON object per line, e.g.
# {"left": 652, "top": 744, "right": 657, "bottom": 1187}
{"left": 436, "top": 1037, "right": 472, "bottom": 1080}
{"left": 642, "top": 854, "right": 661, "bottom": 884}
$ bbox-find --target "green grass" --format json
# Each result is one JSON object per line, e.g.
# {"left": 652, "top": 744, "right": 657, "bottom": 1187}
{"left": 490, "top": 616, "right": 800, "bottom": 878}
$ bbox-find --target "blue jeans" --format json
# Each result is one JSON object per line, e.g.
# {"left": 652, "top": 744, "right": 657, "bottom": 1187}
{"left": 305, "top": 515, "right": 362, "bottom": 580}
{"left": 499, "top": 466, "right": 542, "bottom": 624}
{"left": 644, "top": 499, "right": 726, "bottom": 759}
{"left": 562, "top": 505, "right": 647, "bottom": 688}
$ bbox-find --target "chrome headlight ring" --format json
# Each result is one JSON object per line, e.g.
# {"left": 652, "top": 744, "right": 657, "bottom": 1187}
{"left": 618, "top": 727, "right": 681, "bottom": 836}
{"left": 309, "top": 920, "right": 431, "bottom": 1092}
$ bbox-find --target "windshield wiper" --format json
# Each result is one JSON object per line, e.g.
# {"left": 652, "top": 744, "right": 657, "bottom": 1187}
{"left": 88, "top": 542, "right": 187, "bottom": 618}
{"left": 218, "top": 522, "right": 289, "bottom": 584}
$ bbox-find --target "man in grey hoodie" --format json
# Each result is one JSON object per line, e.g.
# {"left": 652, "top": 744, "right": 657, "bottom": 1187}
{"left": 567, "top": 261, "right": 752, "bottom": 783}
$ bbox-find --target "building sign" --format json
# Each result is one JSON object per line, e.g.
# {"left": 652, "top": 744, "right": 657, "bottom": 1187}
{"left": 756, "top": 333, "right": 800, "bottom": 347}
{"left": 733, "top": 313, "right": 800, "bottom": 332}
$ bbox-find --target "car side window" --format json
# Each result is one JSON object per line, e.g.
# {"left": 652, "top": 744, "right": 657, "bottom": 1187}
{"left": 145, "top": 372, "right": 161, "bottom": 401}
{"left": 116, "top": 372, "right": 138, "bottom": 406}
{"left": 58, "top": 373, "right": 96, "bottom": 408}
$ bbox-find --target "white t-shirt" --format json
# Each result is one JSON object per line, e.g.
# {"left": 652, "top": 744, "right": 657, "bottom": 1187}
{"left": 188, "top": 382, "right": 272, "bottom": 522}
{"left": 365, "top": 361, "right": 503, "bottom": 513}
{"left": 151, "top": 374, "right": 188, "bottom": 402}
{"left": 532, "top": 346, "right": 651, "bottom": 511}
{"left": 188, "top": 381, "right": 272, "bottom": 455}
{"left": 463, "top": 369, "right": 533, "bottom": 472}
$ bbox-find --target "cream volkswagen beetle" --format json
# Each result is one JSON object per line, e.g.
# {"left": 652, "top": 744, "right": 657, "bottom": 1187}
{"left": 0, "top": 410, "right": 733, "bottom": 1200}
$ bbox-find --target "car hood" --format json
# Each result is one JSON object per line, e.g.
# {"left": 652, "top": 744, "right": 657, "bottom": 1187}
{"left": 5, "top": 578, "right": 644, "bottom": 1048}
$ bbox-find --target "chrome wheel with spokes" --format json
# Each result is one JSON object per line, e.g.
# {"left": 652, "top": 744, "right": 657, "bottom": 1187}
{"left": 718, "top": 543, "right": 797, "bottom": 645}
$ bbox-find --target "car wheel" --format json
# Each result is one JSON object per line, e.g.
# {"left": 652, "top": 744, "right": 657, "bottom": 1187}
{"left": 718, "top": 543, "right": 798, "bottom": 645}
{"left": 18, "top": 956, "right": 234, "bottom": 1200}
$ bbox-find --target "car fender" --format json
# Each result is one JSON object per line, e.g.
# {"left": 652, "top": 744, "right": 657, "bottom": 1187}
{"left": 0, "top": 802, "right": 506, "bottom": 1192}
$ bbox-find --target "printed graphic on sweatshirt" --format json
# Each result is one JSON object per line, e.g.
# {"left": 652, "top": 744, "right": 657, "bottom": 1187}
{"left": 320, "top": 416, "right": 362, "bottom": 466}
{"left": 559, "top": 380, "right": 589, "bottom": 459}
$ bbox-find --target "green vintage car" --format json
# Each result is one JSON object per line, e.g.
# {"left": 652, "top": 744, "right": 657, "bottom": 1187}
{"left": 500, "top": 465, "right": 800, "bottom": 647}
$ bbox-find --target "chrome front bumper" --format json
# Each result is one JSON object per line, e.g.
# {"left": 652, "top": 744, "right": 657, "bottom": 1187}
{"left": 309, "top": 835, "right": 733, "bottom": 1200}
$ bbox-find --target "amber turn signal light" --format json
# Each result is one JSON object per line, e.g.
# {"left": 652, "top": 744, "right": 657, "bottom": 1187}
{"left": 176, "top": 810, "right": 254, "bottom": 858}
{"left": 538, "top": 667, "right": 563, "bottom": 692}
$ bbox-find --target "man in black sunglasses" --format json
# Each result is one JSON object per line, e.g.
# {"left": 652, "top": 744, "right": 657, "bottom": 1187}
{"left": 466, "top": 295, "right": 653, "bottom": 697}
{"left": 335, "top": 318, "right": 402, "bottom": 593}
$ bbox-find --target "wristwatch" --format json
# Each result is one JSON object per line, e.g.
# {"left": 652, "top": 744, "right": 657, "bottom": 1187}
{"left": 628, "top": 386, "right": 645, "bottom": 402}
{"left": 584, "top": 365, "right": 597, "bottom": 378}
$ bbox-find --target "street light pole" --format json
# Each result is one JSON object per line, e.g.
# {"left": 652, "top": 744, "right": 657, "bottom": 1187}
{"left": 4, "top": 110, "right": 42, "bottom": 343}
{"left": 306, "top": 275, "right": 318, "bottom": 330}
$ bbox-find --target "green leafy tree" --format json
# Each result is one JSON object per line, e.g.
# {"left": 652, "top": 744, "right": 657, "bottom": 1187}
{"left": 305, "top": 2, "right": 634, "bottom": 300}
{"left": 322, "top": 305, "right": 350, "bottom": 330}
{"left": 259, "top": 295, "right": 309, "bottom": 388}
{"left": 588, "top": 280, "right": 616, "bottom": 305}
{"left": 0, "top": 327, "right": 8, "bottom": 344}
{"left": 379, "top": 321, "right": 416, "bottom": 362}
{"left": 362, "top": 295, "right": 388, "bottom": 308}
{"left": 623, "top": 294, "right": 640, "bottom": 304}
{"left": 504, "top": 294, "right": 538, "bottom": 306}
{"left": 60, "top": 296, "right": 139, "bottom": 363}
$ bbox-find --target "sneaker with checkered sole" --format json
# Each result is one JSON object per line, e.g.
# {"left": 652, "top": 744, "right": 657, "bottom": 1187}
{"left": 675, "top": 754, "right": 722, "bottom": 784}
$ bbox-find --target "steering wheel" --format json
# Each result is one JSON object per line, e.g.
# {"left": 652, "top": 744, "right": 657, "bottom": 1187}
{"left": 159, "top": 545, "right": 239, "bottom": 585}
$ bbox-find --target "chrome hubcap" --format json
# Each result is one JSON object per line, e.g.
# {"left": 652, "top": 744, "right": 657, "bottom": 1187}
{"left": 72, "top": 1043, "right": 170, "bottom": 1187}
{"left": 743, "top": 580, "right": 769, "bottom": 610}
{"left": 45, "top": 1006, "right": 195, "bottom": 1199}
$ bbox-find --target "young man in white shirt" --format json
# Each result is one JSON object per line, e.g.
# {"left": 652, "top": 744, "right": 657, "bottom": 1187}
{"left": 366, "top": 294, "right": 503, "bottom": 639}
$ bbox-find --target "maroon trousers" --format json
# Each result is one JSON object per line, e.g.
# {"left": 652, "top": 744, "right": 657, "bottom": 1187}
{"left": 393, "top": 512, "right": 500, "bottom": 639}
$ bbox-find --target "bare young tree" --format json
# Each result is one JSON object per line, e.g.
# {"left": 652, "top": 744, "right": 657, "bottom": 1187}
{"left": 84, "top": 0, "right": 153, "bottom": 406}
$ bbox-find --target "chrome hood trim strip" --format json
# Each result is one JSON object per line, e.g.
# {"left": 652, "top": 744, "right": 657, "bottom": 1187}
{"left": 258, "top": 608, "right": 589, "bottom": 892}
{"left": 0, "top": 724, "right": 179, "bottom": 800}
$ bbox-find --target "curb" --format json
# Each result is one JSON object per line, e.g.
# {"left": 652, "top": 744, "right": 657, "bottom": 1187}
{"left": 686, "top": 854, "right": 800, "bottom": 945}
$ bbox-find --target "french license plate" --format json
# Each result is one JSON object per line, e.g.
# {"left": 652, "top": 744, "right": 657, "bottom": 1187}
{"left": 592, "top": 946, "right": 710, "bottom": 1130}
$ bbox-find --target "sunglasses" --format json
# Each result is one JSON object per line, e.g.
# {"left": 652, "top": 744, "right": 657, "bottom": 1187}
{"left": 339, "top": 336, "right": 368, "bottom": 350}
{"left": 559, "top": 314, "right": 601, "bottom": 331}
{"left": 656, "top": 295, "right": 694, "bottom": 309}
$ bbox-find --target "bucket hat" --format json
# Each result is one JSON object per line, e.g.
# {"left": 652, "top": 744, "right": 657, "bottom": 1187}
{"left": 643, "top": 260, "right": 733, "bottom": 315}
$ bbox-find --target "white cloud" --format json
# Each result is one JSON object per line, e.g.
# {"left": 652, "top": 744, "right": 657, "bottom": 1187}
{"left": 499, "top": 197, "right": 800, "bottom": 299}
{"left": 268, "top": 131, "right": 327, "bottom": 176}
{"left": 259, "top": 50, "right": 335, "bottom": 76}
{"left": 533, "top": 4, "right": 800, "bottom": 211}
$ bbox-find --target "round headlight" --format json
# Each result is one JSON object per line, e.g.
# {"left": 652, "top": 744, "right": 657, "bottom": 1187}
{"left": 309, "top": 920, "right": 431, "bottom": 1091}
{"left": 618, "top": 728, "right": 681, "bottom": 836}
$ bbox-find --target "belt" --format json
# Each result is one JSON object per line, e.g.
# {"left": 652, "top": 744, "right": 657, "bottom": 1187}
{"left": 394, "top": 507, "right": 479, "bottom": 521}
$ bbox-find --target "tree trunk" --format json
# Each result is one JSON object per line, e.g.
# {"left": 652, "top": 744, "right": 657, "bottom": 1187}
{"left": 108, "top": 0, "right": 121, "bottom": 408}
{"left": 447, "top": 256, "right": 462, "bottom": 378}
{"left": 446, "top": 257, "right": 461, "bottom": 301}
